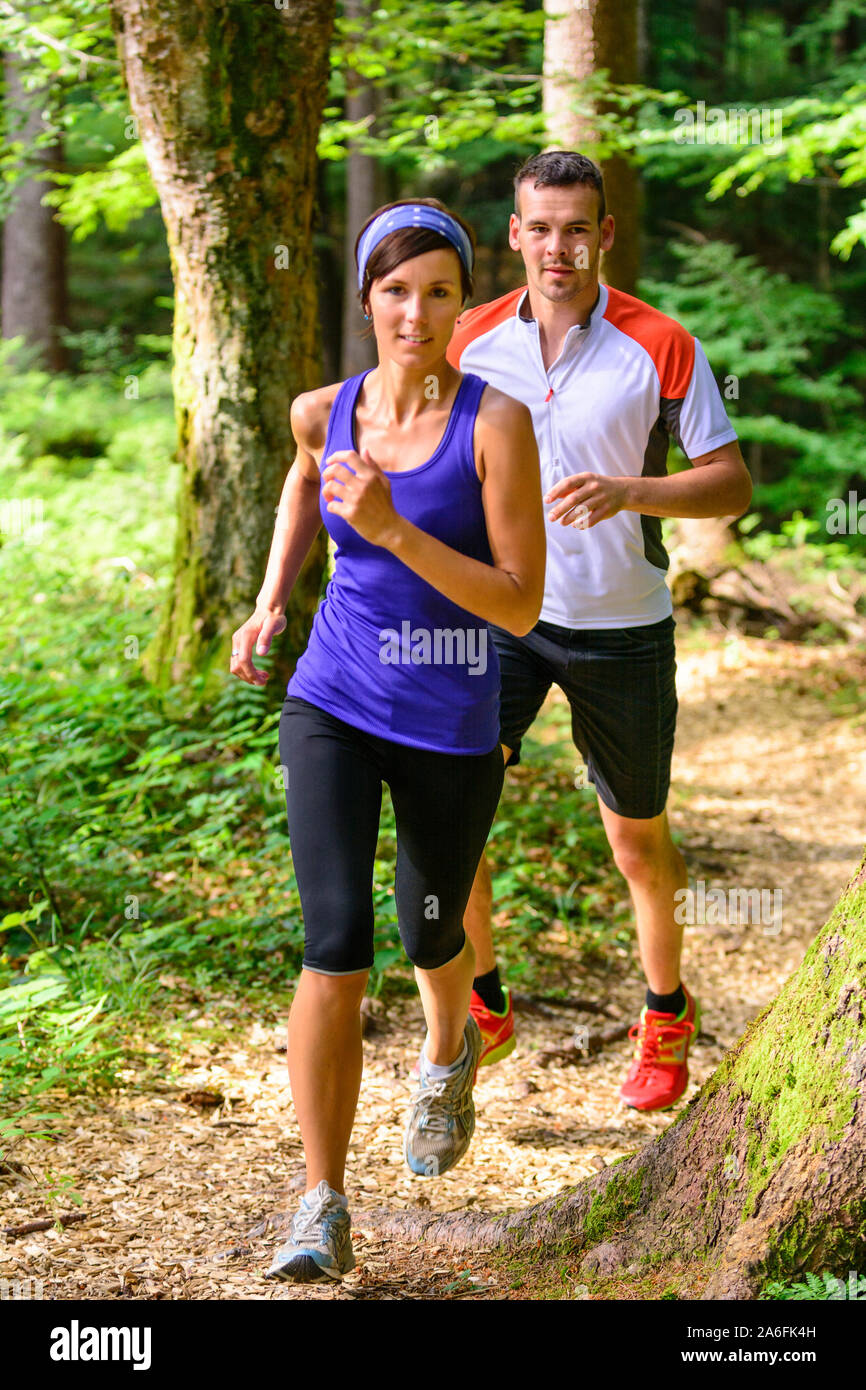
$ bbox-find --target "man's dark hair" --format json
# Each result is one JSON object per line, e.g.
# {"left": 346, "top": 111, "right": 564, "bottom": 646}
{"left": 513, "top": 150, "right": 606, "bottom": 223}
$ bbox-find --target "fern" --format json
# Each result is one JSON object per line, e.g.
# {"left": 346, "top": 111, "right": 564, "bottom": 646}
{"left": 760, "top": 1270, "right": 866, "bottom": 1300}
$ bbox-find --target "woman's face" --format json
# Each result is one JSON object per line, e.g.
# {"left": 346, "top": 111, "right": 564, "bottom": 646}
{"left": 365, "top": 248, "right": 464, "bottom": 364}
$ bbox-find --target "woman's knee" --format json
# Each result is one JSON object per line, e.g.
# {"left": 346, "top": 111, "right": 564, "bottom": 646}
{"left": 297, "top": 966, "right": 369, "bottom": 1010}
{"left": 300, "top": 893, "right": 374, "bottom": 977}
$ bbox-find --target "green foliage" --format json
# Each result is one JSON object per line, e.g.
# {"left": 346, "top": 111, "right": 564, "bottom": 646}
{"left": 323, "top": 0, "right": 547, "bottom": 162}
{"left": 705, "top": 83, "right": 866, "bottom": 261}
{"left": 0, "top": 0, "right": 127, "bottom": 220}
{"left": 639, "top": 2, "right": 866, "bottom": 260}
{"left": 0, "top": 912, "right": 122, "bottom": 1107}
{"left": 642, "top": 240, "right": 866, "bottom": 548}
{"left": 739, "top": 510, "right": 866, "bottom": 576}
{"left": 0, "top": 1107, "right": 64, "bottom": 1162}
{"left": 0, "top": 338, "right": 174, "bottom": 463}
{"left": 42, "top": 143, "right": 158, "bottom": 243}
{"left": 760, "top": 1269, "right": 866, "bottom": 1300}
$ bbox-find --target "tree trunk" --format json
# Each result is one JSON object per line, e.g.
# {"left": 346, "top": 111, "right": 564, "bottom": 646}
{"left": 315, "top": 160, "right": 341, "bottom": 385}
{"left": 340, "top": 0, "right": 384, "bottom": 379}
{"left": 108, "top": 0, "right": 335, "bottom": 702}
{"left": 1, "top": 51, "right": 69, "bottom": 372}
{"left": 364, "top": 851, "right": 866, "bottom": 1299}
{"left": 694, "top": 0, "right": 727, "bottom": 98}
{"left": 542, "top": 0, "right": 640, "bottom": 295}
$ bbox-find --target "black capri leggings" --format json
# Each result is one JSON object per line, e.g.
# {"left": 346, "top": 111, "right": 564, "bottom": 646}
{"left": 278, "top": 696, "right": 505, "bottom": 974}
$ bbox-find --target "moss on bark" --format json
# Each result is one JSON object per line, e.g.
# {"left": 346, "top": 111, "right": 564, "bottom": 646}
{"left": 358, "top": 853, "right": 866, "bottom": 1299}
{"left": 111, "top": 0, "right": 336, "bottom": 704}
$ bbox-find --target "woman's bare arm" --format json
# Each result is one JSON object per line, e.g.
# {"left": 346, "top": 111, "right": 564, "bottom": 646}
{"left": 230, "top": 393, "right": 326, "bottom": 684}
{"left": 255, "top": 396, "right": 325, "bottom": 613}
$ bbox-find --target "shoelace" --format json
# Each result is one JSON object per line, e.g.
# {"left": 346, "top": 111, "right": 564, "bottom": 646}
{"left": 627, "top": 1017, "right": 695, "bottom": 1078}
{"left": 292, "top": 1195, "right": 345, "bottom": 1244}
{"left": 408, "top": 1075, "right": 460, "bottom": 1134}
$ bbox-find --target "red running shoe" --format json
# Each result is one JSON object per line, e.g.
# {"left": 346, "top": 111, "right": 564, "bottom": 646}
{"left": 469, "top": 985, "right": 516, "bottom": 1068}
{"left": 619, "top": 986, "right": 701, "bottom": 1112}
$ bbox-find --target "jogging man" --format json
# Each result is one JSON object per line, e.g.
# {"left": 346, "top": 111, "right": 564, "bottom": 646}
{"left": 446, "top": 150, "right": 752, "bottom": 1111}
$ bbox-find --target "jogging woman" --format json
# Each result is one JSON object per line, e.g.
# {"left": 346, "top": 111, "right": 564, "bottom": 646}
{"left": 230, "top": 198, "right": 545, "bottom": 1283}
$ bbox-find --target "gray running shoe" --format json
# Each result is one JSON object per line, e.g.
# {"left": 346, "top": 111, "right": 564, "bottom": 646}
{"left": 404, "top": 1016, "right": 483, "bottom": 1177}
{"left": 265, "top": 1180, "right": 356, "bottom": 1283}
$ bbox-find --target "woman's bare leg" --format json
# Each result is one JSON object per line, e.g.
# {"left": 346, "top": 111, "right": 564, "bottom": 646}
{"left": 287, "top": 967, "right": 369, "bottom": 1194}
{"left": 414, "top": 934, "right": 476, "bottom": 1065}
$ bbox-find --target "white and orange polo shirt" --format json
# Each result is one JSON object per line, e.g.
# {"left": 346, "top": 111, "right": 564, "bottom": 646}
{"left": 445, "top": 283, "right": 738, "bottom": 628}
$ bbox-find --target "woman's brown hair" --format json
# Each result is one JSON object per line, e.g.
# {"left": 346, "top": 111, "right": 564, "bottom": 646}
{"left": 354, "top": 197, "right": 476, "bottom": 338}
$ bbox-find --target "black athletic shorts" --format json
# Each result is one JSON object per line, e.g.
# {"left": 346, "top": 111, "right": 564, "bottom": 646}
{"left": 489, "top": 614, "right": 678, "bottom": 820}
{"left": 278, "top": 695, "right": 505, "bottom": 974}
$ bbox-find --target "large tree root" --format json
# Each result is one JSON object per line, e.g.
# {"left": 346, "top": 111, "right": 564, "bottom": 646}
{"left": 356, "top": 857, "right": 866, "bottom": 1299}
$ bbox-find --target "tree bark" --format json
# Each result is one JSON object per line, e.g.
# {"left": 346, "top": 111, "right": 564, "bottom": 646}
{"left": 315, "top": 160, "right": 341, "bottom": 385}
{"left": 694, "top": 0, "right": 727, "bottom": 99}
{"left": 1, "top": 51, "right": 69, "bottom": 372}
{"left": 362, "top": 852, "right": 866, "bottom": 1300}
{"left": 340, "top": 0, "right": 384, "bottom": 379}
{"left": 108, "top": 0, "right": 335, "bottom": 700}
{"left": 542, "top": 0, "right": 640, "bottom": 295}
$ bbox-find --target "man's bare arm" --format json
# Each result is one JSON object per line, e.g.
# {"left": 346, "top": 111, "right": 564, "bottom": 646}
{"left": 545, "top": 441, "right": 752, "bottom": 529}
{"left": 621, "top": 441, "right": 753, "bottom": 519}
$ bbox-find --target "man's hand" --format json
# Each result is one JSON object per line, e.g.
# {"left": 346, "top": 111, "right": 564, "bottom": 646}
{"left": 321, "top": 446, "right": 401, "bottom": 548}
{"left": 230, "top": 607, "right": 287, "bottom": 685}
{"left": 544, "top": 473, "right": 629, "bottom": 529}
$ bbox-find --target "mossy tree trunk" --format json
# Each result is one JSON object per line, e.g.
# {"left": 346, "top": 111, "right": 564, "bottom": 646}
{"left": 368, "top": 853, "right": 866, "bottom": 1299}
{"left": 108, "top": 0, "right": 335, "bottom": 701}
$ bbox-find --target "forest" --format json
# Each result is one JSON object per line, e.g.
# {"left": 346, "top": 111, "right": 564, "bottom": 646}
{"left": 0, "top": 0, "right": 864, "bottom": 1329}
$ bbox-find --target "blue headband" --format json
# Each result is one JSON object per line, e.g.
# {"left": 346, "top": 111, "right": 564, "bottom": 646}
{"left": 356, "top": 204, "right": 474, "bottom": 293}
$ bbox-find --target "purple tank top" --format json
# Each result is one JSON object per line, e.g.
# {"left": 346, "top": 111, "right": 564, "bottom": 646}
{"left": 287, "top": 369, "right": 500, "bottom": 754}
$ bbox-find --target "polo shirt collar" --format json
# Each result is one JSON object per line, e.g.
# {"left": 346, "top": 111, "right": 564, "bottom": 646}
{"left": 516, "top": 283, "right": 607, "bottom": 336}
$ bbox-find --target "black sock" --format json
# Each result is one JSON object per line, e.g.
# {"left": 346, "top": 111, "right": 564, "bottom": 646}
{"left": 473, "top": 966, "right": 505, "bottom": 1013}
{"left": 646, "top": 983, "right": 686, "bottom": 1016}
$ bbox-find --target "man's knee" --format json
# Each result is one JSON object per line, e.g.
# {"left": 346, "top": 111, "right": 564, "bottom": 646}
{"left": 607, "top": 818, "right": 677, "bottom": 886}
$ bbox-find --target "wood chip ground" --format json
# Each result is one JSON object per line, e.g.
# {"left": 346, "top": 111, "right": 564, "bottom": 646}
{"left": 2, "top": 632, "right": 863, "bottom": 1300}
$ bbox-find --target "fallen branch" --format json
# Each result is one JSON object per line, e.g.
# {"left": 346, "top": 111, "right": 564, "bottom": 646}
{"left": 3, "top": 1210, "right": 89, "bottom": 1237}
{"left": 536, "top": 1022, "right": 631, "bottom": 1068}
{"left": 512, "top": 992, "right": 615, "bottom": 1018}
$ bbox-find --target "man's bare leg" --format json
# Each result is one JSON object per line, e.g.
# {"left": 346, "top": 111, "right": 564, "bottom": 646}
{"left": 463, "top": 852, "right": 497, "bottom": 973}
{"left": 462, "top": 745, "right": 511, "bottom": 977}
{"left": 596, "top": 802, "right": 688, "bottom": 995}
{"left": 597, "top": 801, "right": 698, "bottom": 1108}
{"left": 466, "top": 763, "right": 687, "bottom": 999}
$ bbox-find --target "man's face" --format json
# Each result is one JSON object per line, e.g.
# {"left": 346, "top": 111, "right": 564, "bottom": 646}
{"left": 509, "top": 181, "right": 615, "bottom": 304}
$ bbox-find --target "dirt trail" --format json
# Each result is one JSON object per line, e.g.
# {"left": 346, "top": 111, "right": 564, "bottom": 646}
{"left": 2, "top": 632, "right": 864, "bottom": 1300}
